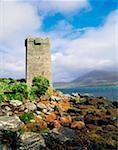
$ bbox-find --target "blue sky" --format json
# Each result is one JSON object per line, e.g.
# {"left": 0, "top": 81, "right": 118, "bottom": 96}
{"left": 0, "top": 0, "right": 118, "bottom": 81}
{"left": 42, "top": 0, "right": 117, "bottom": 30}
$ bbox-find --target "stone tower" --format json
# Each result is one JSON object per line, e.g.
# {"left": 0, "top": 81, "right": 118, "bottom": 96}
{"left": 25, "top": 37, "right": 52, "bottom": 85}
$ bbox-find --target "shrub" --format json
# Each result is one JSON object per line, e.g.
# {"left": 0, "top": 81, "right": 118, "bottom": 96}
{"left": 32, "top": 76, "right": 50, "bottom": 96}
{"left": 0, "top": 94, "right": 4, "bottom": 103}
{"left": 19, "top": 113, "right": 34, "bottom": 124}
{"left": 28, "top": 87, "right": 38, "bottom": 100}
{"left": 11, "top": 83, "right": 28, "bottom": 98}
{"left": 5, "top": 93, "right": 23, "bottom": 101}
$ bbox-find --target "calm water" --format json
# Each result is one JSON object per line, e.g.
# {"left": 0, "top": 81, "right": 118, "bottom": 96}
{"left": 57, "top": 86, "right": 118, "bottom": 101}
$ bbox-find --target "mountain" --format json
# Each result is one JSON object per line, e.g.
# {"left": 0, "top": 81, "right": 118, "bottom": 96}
{"left": 53, "top": 70, "right": 118, "bottom": 88}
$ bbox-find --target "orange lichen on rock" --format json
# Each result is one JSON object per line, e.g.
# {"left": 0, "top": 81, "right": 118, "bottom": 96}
{"left": 58, "top": 99, "right": 70, "bottom": 111}
{"left": 71, "top": 121, "right": 85, "bottom": 129}
{"left": 60, "top": 115, "right": 72, "bottom": 123}
{"left": 40, "top": 100, "right": 50, "bottom": 105}
{"left": 38, "top": 121, "right": 47, "bottom": 129}
{"left": 45, "top": 112, "right": 57, "bottom": 122}
{"left": 53, "top": 120, "right": 61, "bottom": 128}
{"left": 22, "top": 123, "right": 34, "bottom": 132}
{"left": 34, "top": 116, "right": 42, "bottom": 123}
{"left": 20, "top": 124, "right": 28, "bottom": 132}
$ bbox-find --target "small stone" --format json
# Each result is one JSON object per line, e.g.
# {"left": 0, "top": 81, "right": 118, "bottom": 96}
{"left": 60, "top": 115, "right": 72, "bottom": 124}
{"left": 24, "top": 109, "right": 29, "bottom": 113}
{"left": 25, "top": 102, "right": 37, "bottom": 111}
{"left": 40, "top": 95, "right": 50, "bottom": 101}
{"left": 46, "top": 111, "right": 51, "bottom": 115}
{"left": 71, "top": 93, "right": 80, "bottom": 98}
{"left": 19, "top": 105, "right": 25, "bottom": 111}
{"left": 43, "top": 109, "right": 47, "bottom": 113}
{"left": 37, "top": 103, "right": 47, "bottom": 109}
{"left": 71, "top": 121, "right": 85, "bottom": 129}
{"left": 51, "top": 96, "right": 61, "bottom": 101}
{"left": 37, "top": 115, "right": 42, "bottom": 119}
{"left": 51, "top": 101, "right": 56, "bottom": 105}
{"left": 35, "top": 111, "right": 42, "bottom": 115}
{"left": 10, "top": 100, "right": 22, "bottom": 107}
{"left": 5, "top": 106, "right": 11, "bottom": 111}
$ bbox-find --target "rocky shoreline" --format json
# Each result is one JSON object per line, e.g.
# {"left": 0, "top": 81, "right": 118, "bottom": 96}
{"left": 0, "top": 91, "right": 117, "bottom": 150}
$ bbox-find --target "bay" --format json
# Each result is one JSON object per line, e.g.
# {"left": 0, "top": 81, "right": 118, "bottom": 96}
{"left": 56, "top": 85, "right": 118, "bottom": 101}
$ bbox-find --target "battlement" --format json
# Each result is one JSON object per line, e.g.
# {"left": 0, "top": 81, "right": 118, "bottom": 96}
{"left": 25, "top": 37, "right": 52, "bottom": 85}
{"left": 25, "top": 37, "right": 50, "bottom": 46}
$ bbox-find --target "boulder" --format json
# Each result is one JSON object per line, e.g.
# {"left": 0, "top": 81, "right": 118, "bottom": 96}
{"left": 25, "top": 102, "right": 37, "bottom": 111}
{"left": 19, "top": 132, "right": 46, "bottom": 150}
{"left": 10, "top": 100, "right": 23, "bottom": 107}
{"left": 44, "top": 126, "right": 87, "bottom": 150}
{"left": 0, "top": 116, "right": 24, "bottom": 131}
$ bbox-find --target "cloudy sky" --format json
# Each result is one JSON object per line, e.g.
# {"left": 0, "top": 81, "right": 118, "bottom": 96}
{"left": 0, "top": 0, "right": 118, "bottom": 82}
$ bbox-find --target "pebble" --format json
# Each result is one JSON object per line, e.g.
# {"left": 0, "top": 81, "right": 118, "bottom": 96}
{"left": 37, "top": 103, "right": 47, "bottom": 109}
{"left": 35, "top": 111, "right": 42, "bottom": 115}
{"left": 51, "top": 96, "right": 61, "bottom": 101}
{"left": 25, "top": 102, "right": 37, "bottom": 111}
{"left": 5, "top": 106, "right": 11, "bottom": 111}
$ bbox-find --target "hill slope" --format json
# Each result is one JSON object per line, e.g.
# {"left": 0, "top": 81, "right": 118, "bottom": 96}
{"left": 54, "top": 70, "right": 118, "bottom": 88}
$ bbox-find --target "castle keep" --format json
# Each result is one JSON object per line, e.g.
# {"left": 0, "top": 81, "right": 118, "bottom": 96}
{"left": 25, "top": 37, "right": 52, "bottom": 85}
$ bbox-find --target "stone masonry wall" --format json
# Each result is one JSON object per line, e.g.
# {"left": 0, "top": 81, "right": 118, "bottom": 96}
{"left": 25, "top": 37, "right": 52, "bottom": 85}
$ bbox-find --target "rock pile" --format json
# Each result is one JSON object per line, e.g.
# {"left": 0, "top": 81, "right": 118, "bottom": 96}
{"left": 0, "top": 91, "right": 117, "bottom": 150}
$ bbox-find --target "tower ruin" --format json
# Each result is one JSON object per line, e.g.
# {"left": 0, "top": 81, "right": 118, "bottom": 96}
{"left": 25, "top": 37, "right": 52, "bottom": 85}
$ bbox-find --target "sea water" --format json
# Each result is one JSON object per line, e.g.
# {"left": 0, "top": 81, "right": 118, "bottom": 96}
{"left": 56, "top": 85, "right": 118, "bottom": 101}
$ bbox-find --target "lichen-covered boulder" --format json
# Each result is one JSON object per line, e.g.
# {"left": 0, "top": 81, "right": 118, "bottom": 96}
{"left": 10, "top": 100, "right": 23, "bottom": 107}
{"left": 0, "top": 116, "right": 24, "bottom": 131}
{"left": 19, "top": 132, "right": 46, "bottom": 150}
{"left": 25, "top": 102, "right": 37, "bottom": 111}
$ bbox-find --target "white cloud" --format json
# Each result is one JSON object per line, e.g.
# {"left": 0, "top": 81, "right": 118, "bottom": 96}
{"left": 0, "top": 1, "right": 40, "bottom": 78}
{"left": 45, "top": 0, "right": 89, "bottom": 13}
{"left": 35, "top": 0, "right": 90, "bottom": 16}
{"left": 52, "top": 10, "right": 118, "bottom": 81}
{"left": 0, "top": 1, "right": 40, "bottom": 42}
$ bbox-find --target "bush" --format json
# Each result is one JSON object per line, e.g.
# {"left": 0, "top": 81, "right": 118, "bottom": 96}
{"left": 28, "top": 87, "right": 38, "bottom": 100}
{"left": 5, "top": 93, "right": 23, "bottom": 101}
{"left": 32, "top": 76, "right": 50, "bottom": 96}
{"left": 0, "top": 94, "right": 4, "bottom": 103}
{"left": 19, "top": 113, "right": 34, "bottom": 124}
{"left": 11, "top": 83, "right": 28, "bottom": 98}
